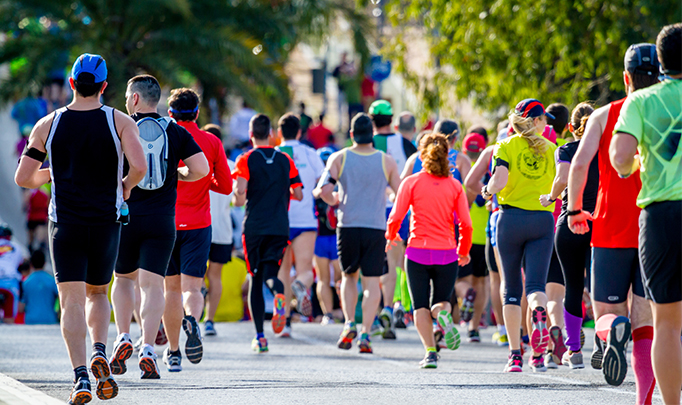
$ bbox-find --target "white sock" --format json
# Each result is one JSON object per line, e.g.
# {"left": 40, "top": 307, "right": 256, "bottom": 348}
{"left": 497, "top": 325, "right": 507, "bottom": 335}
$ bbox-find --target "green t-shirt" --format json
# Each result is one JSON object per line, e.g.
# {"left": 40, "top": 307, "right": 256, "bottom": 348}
{"left": 614, "top": 80, "right": 682, "bottom": 207}
{"left": 493, "top": 134, "right": 557, "bottom": 212}
{"left": 470, "top": 202, "right": 489, "bottom": 245}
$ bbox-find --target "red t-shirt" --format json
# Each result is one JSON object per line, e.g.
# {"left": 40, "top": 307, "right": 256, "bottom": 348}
{"left": 591, "top": 98, "right": 641, "bottom": 248}
{"left": 27, "top": 189, "right": 49, "bottom": 222}
{"left": 175, "top": 122, "right": 233, "bottom": 230}
{"left": 307, "top": 124, "right": 333, "bottom": 150}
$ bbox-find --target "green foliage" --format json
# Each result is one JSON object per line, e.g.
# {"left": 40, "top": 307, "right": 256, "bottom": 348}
{"left": 384, "top": 0, "right": 680, "bottom": 119}
{"left": 0, "top": 0, "right": 370, "bottom": 117}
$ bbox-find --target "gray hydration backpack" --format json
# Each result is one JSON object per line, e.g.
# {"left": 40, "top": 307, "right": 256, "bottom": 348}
{"left": 136, "top": 116, "right": 174, "bottom": 190}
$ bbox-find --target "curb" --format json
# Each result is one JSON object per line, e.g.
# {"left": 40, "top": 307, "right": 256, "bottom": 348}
{"left": 0, "top": 372, "right": 64, "bottom": 405}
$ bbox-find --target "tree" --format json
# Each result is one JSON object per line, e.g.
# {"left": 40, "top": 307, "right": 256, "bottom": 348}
{"left": 0, "top": 0, "right": 370, "bottom": 118}
{"left": 383, "top": 0, "right": 679, "bottom": 119}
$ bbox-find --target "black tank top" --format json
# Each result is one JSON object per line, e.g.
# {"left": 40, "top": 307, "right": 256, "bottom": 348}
{"left": 46, "top": 106, "right": 123, "bottom": 225}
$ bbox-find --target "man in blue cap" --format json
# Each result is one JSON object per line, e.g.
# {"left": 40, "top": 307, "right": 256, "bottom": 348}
{"left": 15, "top": 53, "right": 147, "bottom": 404}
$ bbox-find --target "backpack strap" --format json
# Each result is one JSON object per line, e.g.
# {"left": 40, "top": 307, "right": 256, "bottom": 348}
{"left": 156, "top": 117, "right": 173, "bottom": 161}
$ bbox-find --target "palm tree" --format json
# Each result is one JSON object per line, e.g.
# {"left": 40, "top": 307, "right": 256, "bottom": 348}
{"left": 0, "top": 0, "right": 371, "bottom": 117}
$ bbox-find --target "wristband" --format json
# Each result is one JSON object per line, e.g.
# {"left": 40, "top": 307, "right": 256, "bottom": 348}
{"left": 549, "top": 196, "right": 556, "bottom": 203}
{"left": 566, "top": 209, "right": 582, "bottom": 216}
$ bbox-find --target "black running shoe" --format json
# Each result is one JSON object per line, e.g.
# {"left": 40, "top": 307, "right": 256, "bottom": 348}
{"left": 603, "top": 316, "right": 631, "bottom": 386}
{"left": 460, "top": 288, "right": 476, "bottom": 323}
{"left": 467, "top": 329, "right": 481, "bottom": 343}
{"left": 68, "top": 379, "right": 92, "bottom": 405}
{"left": 90, "top": 352, "right": 118, "bottom": 400}
{"left": 394, "top": 304, "right": 407, "bottom": 329}
{"left": 591, "top": 331, "right": 604, "bottom": 370}
{"left": 182, "top": 315, "right": 203, "bottom": 364}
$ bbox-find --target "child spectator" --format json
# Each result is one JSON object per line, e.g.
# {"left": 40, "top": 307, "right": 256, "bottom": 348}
{"left": 20, "top": 250, "right": 59, "bottom": 324}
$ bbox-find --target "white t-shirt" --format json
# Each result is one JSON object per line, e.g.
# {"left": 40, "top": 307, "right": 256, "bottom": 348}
{"left": 277, "top": 140, "right": 325, "bottom": 229}
{"left": 0, "top": 239, "right": 23, "bottom": 280}
{"left": 209, "top": 160, "right": 236, "bottom": 245}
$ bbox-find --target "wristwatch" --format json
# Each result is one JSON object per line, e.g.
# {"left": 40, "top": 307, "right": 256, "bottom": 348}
{"left": 482, "top": 186, "right": 492, "bottom": 198}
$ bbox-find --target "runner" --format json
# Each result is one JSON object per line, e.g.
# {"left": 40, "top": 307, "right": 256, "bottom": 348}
{"left": 14, "top": 53, "right": 147, "bottom": 404}
{"left": 163, "top": 88, "right": 233, "bottom": 370}
{"left": 110, "top": 75, "right": 209, "bottom": 379}
{"left": 482, "top": 99, "right": 557, "bottom": 373}
{"left": 369, "top": 100, "right": 416, "bottom": 337}
{"left": 404, "top": 119, "right": 471, "bottom": 182}
{"left": 314, "top": 113, "right": 401, "bottom": 353}
{"left": 567, "top": 43, "right": 659, "bottom": 401}
{"left": 387, "top": 132, "right": 472, "bottom": 368}
{"left": 276, "top": 113, "right": 325, "bottom": 336}
{"left": 395, "top": 111, "right": 417, "bottom": 143}
{"left": 202, "top": 124, "right": 236, "bottom": 337}
{"left": 610, "top": 24, "right": 682, "bottom": 404}
{"left": 540, "top": 102, "right": 595, "bottom": 369}
{"left": 233, "top": 114, "right": 303, "bottom": 353}
{"left": 313, "top": 147, "right": 341, "bottom": 325}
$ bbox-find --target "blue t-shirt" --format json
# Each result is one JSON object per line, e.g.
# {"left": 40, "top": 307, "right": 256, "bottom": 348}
{"left": 413, "top": 149, "right": 462, "bottom": 182}
{"left": 21, "top": 271, "right": 58, "bottom": 324}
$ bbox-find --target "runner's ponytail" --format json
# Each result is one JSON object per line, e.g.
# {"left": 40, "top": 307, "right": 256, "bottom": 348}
{"left": 570, "top": 102, "right": 594, "bottom": 140}
{"left": 420, "top": 132, "right": 450, "bottom": 178}
{"left": 509, "top": 113, "right": 548, "bottom": 156}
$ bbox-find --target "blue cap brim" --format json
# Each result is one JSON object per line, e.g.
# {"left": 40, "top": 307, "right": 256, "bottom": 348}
{"left": 545, "top": 112, "right": 556, "bottom": 120}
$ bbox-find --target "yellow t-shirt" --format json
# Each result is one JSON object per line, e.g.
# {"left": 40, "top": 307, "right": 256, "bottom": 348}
{"left": 470, "top": 202, "right": 489, "bottom": 245}
{"left": 493, "top": 134, "right": 557, "bottom": 212}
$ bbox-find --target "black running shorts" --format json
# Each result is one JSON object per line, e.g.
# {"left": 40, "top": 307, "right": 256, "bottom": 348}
{"left": 406, "top": 258, "right": 458, "bottom": 310}
{"left": 166, "top": 226, "right": 212, "bottom": 278}
{"left": 639, "top": 200, "right": 682, "bottom": 304}
{"left": 116, "top": 215, "right": 176, "bottom": 277}
{"left": 458, "top": 244, "right": 488, "bottom": 278}
{"left": 591, "top": 247, "right": 645, "bottom": 304}
{"left": 545, "top": 248, "right": 565, "bottom": 286}
{"left": 49, "top": 221, "right": 121, "bottom": 286}
{"left": 242, "top": 235, "right": 289, "bottom": 276}
{"left": 209, "top": 243, "right": 233, "bottom": 265}
{"left": 485, "top": 238, "right": 499, "bottom": 274}
{"left": 337, "top": 227, "right": 387, "bottom": 278}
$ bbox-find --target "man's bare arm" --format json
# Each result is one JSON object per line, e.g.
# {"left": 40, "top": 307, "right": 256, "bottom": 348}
{"left": 115, "top": 110, "right": 147, "bottom": 200}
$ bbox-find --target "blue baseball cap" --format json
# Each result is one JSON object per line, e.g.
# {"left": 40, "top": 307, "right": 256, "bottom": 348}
{"left": 514, "top": 99, "right": 555, "bottom": 120}
{"left": 71, "top": 53, "right": 107, "bottom": 83}
{"left": 624, "top": 43, "right": 660, "bottom": 76}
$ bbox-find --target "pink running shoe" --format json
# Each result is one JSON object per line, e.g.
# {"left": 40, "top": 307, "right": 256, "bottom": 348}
{"left": 530, "top": 307, "right": 550, "bottom": 355}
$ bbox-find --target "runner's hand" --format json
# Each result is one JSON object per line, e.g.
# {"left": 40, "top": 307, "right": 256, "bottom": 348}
{"left": 481, "top": 186, "right": 492, "bottom": 200}
{"left": 458, "top": 255, "right": 471, "bottom": 266}
{"left": 568, "top": 211, "right": 593, "bottom": 235}
{"left": 122, "top": 182, "right": 131, "bottom": 200}
{"left": 385, "top": 235, "right": 402, "bottom": 252}
{"left": 539, "top": 194, "right": 554, "bottom": 207}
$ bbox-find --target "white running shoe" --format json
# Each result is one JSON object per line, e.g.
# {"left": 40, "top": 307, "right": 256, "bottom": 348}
{"left": 139, "top": 344, "right": 161, "bottom": 379}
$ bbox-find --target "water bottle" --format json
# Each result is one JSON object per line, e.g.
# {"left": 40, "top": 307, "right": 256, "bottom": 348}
{"left": 119, "top": 202, "right": 130, "bottom": 225}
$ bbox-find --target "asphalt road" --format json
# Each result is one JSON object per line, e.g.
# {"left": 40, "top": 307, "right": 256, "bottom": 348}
{"left": 0, "top": 320, "right": 661, "bottom": 404}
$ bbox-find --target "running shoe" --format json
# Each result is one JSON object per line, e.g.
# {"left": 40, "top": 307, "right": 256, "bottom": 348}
{"left": 162, "top": 347, "right": 182, "bottom": 372}
{"left": 133, "top": 336, "right": 143, "bottom": 352}
{"left": 68, "top": 379, "right": 92, "bottom": 405}
{"left": 437, "top": 310, "right": 461, "bottom": 351}
{"left": 562, "top": 350, "right": 585, "bottom": 369}
{"left": 460, "top": 288, "right": 476, "bottom": 323}
{"left": 109, "top": 333, "right": 133, "bottom": 375}
{"left": 272, "top": 293, "right": 286, "bottom": 334}
{"left": 182, "top": 315, "right": 203, "bottom": 364}
{"left": 504, "top": 353, "right": 523, "bottom": 373}
{"left": 370, "top": 317, "right": 383, "bottom": 337}
{"left": 251, "top": 336, "right": 269, "bottom": 353}
{"left": 530, "top": 355, "right": 547, "bottom": 372}
{"left": 155, "top": 322, "right": 168, "bottom": 346}
{"left": 321, "top": 314, "right": 335, "bottom": 325}
{"left": 530, "top": 307, "right": 550, "bottom": 355}
{"left": 433, "top": 323, "right": 445, "bottom": 352}
{"left": 498, "top": 334, "right": 509, "bottom": 347}
{"left": 337, "top": 322, "right": 357, "bottom": 350}
{"left": 549, "top": 326, "right": 567, "bottom": 365}
{"left": 591, "top": 332, "right": 604, "bottom": 370}
{"left": 602, "top": 316, "right": 631, "bottom": 386}
{"left": 204, "top": 320, "right": 217, "bottom": 337}
{"left": 419, "top": 351, "right": 439, "bottom": 369}
{"left": 291, "top": 280, "right": 312, "bottom": 317}
{"left": 379, "top": 307, "right": 396, "bottom": 339}
{"left": 90, "top": 351, "right": 118, "bottom": 400}
{"left": 358, "top": 334, "right": 373, "bottom": 354}
{"left": 277, "top": 325, "right": 292, "bottom": 338}
{"left": 138, "top": 344, "right": 160, "bottom": 379}
{"left": 394, "top": 303, "right": 407, "bottom": 329}
{"left": 544, "top": 352, "right": 558, "bottom": 369}
{"left": 467, "top": 330, "right": 481, "bottom": 343}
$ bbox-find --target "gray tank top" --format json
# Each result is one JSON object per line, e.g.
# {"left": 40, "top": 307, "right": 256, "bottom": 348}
{"left": 337, "top": 149, "right": 388, "bottom": 230}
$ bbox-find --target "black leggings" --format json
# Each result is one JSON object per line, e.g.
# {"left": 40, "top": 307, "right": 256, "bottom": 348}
{"left": 554, "top": 220, "right": 591, "bottom": 317}
{"left": 248, "top": 261, "right": 284, "bottom": 334}
{"left": 497, "top": 207, "right": 554, "bottom": 306}
{"left": 405, "top": 259, "right": 458, "bottom": 310}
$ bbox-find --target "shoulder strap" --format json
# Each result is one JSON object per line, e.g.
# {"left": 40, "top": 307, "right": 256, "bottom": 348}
{"left": 157, "top": 116, "right": 175, "bottom": 131}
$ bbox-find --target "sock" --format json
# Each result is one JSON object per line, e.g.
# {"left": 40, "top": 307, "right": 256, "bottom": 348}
{"left": 632, "top": 326, "right": 655, "bottom": 405}
{"left": 170, "top": 349, "right": 182, "bottom": 357}
{"left": 257, "top": 332, "right": 265, "bottom": 339}
{"left": 595, "top": 314, "right": 618, "bottom": 341}
{"left": 511, "top": 349, "right": 521, "bottom": 356}
{"left": 93, "top": 342, "right": 106, "bottom": 355}
{"left": 74, "top": 366, "right": 89, "bottom": 382}
{"left": 426, "top": 347, "right": 437, "bottom": 353}
{"left": 384, "top": 306, "right": 393, "bottom": 315}
{"left": 564, "top": 310, "right": 584, "bottom": 352}
{"left": 497, "top": 324, "right": 507, "bottom": 336}
{"left": 286, "top": 317, "right": 291, "bottom": 327}
{"left": 522, "top": 335, "right": 529, "bottom": 344}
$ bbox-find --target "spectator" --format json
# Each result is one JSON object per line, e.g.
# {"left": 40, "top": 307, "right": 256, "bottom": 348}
{"left": 0, "top": 224, "right": 24, "bottom": 323}
{"left": 20, "top": 250, "right": 59, "bottom": 325}
{"left": 307, "top": 114, "right": 335, "bottom": 149}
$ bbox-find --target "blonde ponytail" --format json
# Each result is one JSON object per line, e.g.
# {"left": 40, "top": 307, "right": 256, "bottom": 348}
{"left": 509, "top": 113, "right": 548, "bottom": 156}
